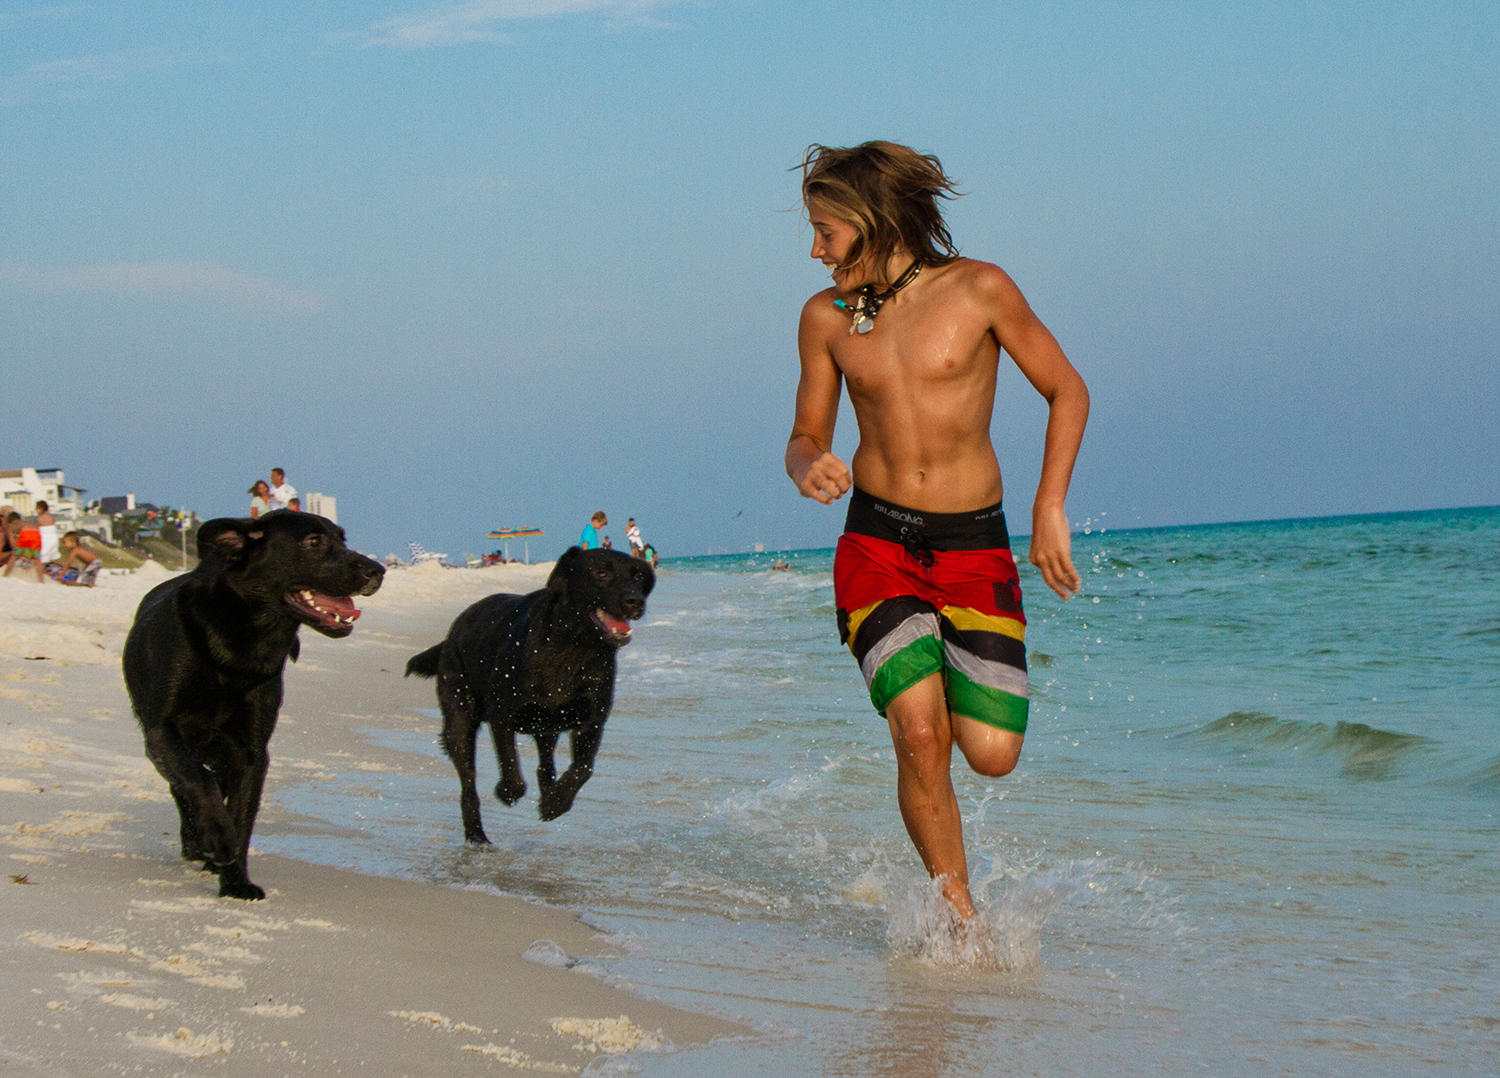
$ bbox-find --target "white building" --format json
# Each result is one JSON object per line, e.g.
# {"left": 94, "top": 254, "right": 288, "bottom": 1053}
{"left": 304, "top": 492, "right": 337, "bottom": 523}
{"left": 0, "top": 467, "right": 114, "bottom": 542}
{"left": 0, "top": 467, "right": 84, "bottom": 519}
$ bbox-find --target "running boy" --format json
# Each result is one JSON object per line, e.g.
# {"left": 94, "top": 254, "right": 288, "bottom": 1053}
{"left": 785, "top": 142, "right": 1089, "bottom": 920}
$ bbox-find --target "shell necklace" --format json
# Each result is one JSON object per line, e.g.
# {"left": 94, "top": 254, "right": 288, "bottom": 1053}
{"left": 833, "top": 261, "right": 922, "bottom": 335}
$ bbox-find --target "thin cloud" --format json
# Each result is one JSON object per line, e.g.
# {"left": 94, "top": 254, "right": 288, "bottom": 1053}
{"left": 355, "top": 0, "right": 677, "bottom": 49}
{"left": 1, "top": 47, "right": 233, "bottom": 106}
{"left": 0, "top": 6, "right": 80, "bottom": 32}
{"left": 0, "top": 261, "right": 328, "bottom": 315}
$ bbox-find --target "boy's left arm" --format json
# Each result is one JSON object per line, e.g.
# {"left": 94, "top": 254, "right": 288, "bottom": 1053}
{"left": 982, "top": 266, "right": 1090, "bottom": 600}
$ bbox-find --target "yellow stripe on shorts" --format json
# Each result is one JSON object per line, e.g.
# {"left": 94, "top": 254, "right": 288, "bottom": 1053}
{"left": 939, "top": 605, "right": 1026, "bottom": 641}
{"left": 844, "top": 600, "right": 883, "bottom": 650}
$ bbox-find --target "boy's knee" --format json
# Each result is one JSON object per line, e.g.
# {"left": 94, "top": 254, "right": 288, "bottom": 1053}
{"left": 891, "top": 718, "right": 946, "bottom": 763}
{"left": 954, "top": 720, "right": 1023, "bottom": 777}
{"left": 966, "top": 748, "right": 1019, "bottom": 778}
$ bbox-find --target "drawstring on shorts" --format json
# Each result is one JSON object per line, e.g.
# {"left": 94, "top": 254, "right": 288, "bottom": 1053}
{"left": 898, "top": 527, "right": 936, "bottom": 568}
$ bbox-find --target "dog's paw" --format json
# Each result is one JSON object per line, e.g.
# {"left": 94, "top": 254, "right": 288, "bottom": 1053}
{"left": 214, "top": 861, "right": 265, "bottom": 900}
{"left": 494, "top": 779, "right": 527, "bottom": 805}
{"left": 538, "top": 792, "right": 576, "bottom": 821}
{"left": 464, "top": 831, "right": 493, "bottom": 845}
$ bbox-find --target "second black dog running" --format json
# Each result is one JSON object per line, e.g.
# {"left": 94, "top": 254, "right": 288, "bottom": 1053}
{"left": 406, "top": 547, "right": 654, "bottom": 842}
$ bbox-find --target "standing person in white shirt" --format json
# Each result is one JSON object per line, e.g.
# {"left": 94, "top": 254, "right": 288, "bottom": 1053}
{"left": 35, "top": 501, "right": 59, "bottom": 563}
{"left": 266, "top": 468, "right": 297, "bottom": 512}
{"left": 626, "top": 518, "right": 644, "bottom": 558}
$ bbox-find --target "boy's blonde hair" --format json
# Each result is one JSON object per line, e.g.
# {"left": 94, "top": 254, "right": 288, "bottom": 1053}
{"left": 800, "top": 141, "right": 961, "bottom": 285}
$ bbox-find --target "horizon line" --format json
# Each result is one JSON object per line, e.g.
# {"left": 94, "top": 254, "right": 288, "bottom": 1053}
{"left": 663, "top": 501, "right": 1500, "bottom": 563}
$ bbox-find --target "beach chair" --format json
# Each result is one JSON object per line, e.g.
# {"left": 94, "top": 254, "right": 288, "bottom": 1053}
{"left": 406, "top": 542, "right": 447, "bottom": 565}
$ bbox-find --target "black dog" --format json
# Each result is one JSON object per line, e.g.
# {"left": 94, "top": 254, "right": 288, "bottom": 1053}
{"left": 123, "top": 511, "right": 383, "bottom": 899}
{"left": 406, "top": 547, "right": 653, "bottom": 842}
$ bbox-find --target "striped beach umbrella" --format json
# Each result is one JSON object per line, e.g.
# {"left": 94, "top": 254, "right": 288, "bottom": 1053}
{"left": 486, "top": 527, "right": 544, "bottom": 563}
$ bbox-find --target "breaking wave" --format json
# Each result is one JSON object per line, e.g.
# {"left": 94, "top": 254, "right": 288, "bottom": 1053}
{"left": 1188, "top": 711, "right": 1430, "bottom": 779}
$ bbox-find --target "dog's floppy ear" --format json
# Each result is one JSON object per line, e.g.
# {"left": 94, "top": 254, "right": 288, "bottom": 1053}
{"left": 196, "top": 518, "right": 260, "bottom": 566}
{"left": 547, "top": 547, "right": 583, "bottom": 596}
{"left": 636, "top": 561, "right": 656, "bottom": 597}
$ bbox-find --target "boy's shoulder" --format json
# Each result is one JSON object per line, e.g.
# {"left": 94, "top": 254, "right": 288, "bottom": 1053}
{"left": 799, "top": 285, "right": 844, "bottom": 323}
{"left": 931, "top": 256, "right": 1018, "bottom": 295}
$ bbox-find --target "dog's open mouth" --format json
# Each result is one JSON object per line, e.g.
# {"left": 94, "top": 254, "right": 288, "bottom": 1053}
{"left": 284, "top": 590, "right": 361, "bottom": 631}
{"left": 591, "top": 609, "right": 634, "bottom": 646}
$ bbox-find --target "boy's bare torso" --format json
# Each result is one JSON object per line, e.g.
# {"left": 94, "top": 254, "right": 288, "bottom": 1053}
{"left": 800, "top": 258, "right": 1039, "bottom": 513}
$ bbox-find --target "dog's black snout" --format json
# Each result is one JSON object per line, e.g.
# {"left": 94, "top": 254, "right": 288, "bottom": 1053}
{"left": 623, "top": 593, "right": 645, "bottom": 620}
{"left": 357, "top": 560, "right": 386, "bottom": 596}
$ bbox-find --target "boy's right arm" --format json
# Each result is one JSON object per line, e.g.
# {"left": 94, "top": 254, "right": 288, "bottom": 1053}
{"left": 786, "top": 297, "right": 853, "bottom": 505}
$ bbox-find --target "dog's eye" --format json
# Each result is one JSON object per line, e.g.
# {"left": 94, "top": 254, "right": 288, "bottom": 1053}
{"left": 302, "top": 535, "right": 325, "bottom": 549}
{"left": 592, "top": 568, "right": 610, "bottom": 581}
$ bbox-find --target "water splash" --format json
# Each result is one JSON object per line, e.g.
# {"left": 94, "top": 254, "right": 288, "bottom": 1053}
{"left": 885, "top": 863, "right": 1091, "bottom": 972}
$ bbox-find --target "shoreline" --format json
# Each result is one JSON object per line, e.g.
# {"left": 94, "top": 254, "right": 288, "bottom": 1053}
{"left": 0, "top": 564, "right": 748, "bottom": 1075}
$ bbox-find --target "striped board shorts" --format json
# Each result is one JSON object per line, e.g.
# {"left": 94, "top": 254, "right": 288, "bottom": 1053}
{"left": 833, "top": 488, "right": 1028, "bottom": 734}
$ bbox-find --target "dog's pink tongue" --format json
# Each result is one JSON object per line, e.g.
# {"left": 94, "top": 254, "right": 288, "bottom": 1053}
{"left": 599, "top": 612, "right": 631, "bottom": 634}
{"left": 313, "top": 593, "right": 360, "bottom": 620}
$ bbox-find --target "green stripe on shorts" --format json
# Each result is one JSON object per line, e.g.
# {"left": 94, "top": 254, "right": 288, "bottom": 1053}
{"left": 869, "top": 635, "right": 945, "bottom": 716}
{"left": 945, "top": 668, "right": 1029, "bottom": 734}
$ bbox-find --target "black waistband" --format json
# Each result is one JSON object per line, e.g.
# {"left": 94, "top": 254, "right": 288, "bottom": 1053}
{"left": 843, "top": 487, "right": 1010, "bottom": 560}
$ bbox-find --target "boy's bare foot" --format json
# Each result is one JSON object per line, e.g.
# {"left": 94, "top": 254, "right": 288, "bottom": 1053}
{"left": 939, "top": 873, "right": 978, "bottom": 921}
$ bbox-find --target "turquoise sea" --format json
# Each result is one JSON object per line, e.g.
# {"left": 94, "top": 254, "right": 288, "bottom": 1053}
{"left": 265, "top": 506, "right": 1500, "bottom": 1076}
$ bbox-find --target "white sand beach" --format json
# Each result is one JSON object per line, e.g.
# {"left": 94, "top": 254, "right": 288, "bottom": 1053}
{"left": 0, "top": 564, "right": 744, "bottom": 1075}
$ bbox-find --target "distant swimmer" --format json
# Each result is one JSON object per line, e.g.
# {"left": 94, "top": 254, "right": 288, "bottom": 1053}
{"left": 771, "top": 559, "right": 791, "bottom": 572}
{"left": 785, "top": 142, "right": 1089, "bottom": 922}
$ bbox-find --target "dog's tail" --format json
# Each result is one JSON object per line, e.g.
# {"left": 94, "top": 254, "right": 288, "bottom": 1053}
{"left": 405, "top": 644, "right": 444, "bottom": 679}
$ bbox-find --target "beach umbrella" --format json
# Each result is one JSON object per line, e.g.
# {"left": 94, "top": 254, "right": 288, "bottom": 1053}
{"left": 486, "top": 527, "right": 543, "bottom": 564}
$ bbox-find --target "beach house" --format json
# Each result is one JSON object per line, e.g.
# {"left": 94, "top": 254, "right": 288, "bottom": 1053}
{"left": 0, "top": 467, "right": 116, "bottom": 542}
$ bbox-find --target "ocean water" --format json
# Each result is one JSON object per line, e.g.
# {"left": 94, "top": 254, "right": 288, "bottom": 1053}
{"left": 262, "top": 507, "right": 1500, "bottom": 1076}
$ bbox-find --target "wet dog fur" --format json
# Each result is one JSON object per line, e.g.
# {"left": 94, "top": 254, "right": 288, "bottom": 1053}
{"left": 123, "top": 511, "right": 384, "bottom": 899}
{"left": 406, "top": 547, "right": 654, "bottom": 842}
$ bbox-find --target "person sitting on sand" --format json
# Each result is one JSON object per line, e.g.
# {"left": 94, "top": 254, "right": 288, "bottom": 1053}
{"left": 580, "top": 511, "right": 607, "bottom": 550}
{"left": 785, "top": 141, "right": 1088, "bottom": 924}
{"left": 249, "top": 480, "right": 271, "bottom": 519}
{"left": 3, "top": 513, "right": 45, "bottom": 582}
{"left": 0, "top": 508, "right": 13, "bottom": 570}
{"left": 55, "top": 531, "right": 102, "bottom": 587}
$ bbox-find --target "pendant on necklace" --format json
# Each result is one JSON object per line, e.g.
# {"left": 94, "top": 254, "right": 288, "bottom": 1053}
{"left": 834, "top": 294, "right": 873, "bottom": 335}
{"left": 832, "top": 263, "right": 920, "bottom": 336}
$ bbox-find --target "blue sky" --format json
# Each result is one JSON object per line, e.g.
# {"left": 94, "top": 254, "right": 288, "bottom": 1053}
{"left": 2, "top": 1, "right": 1496, "bottom": 560}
